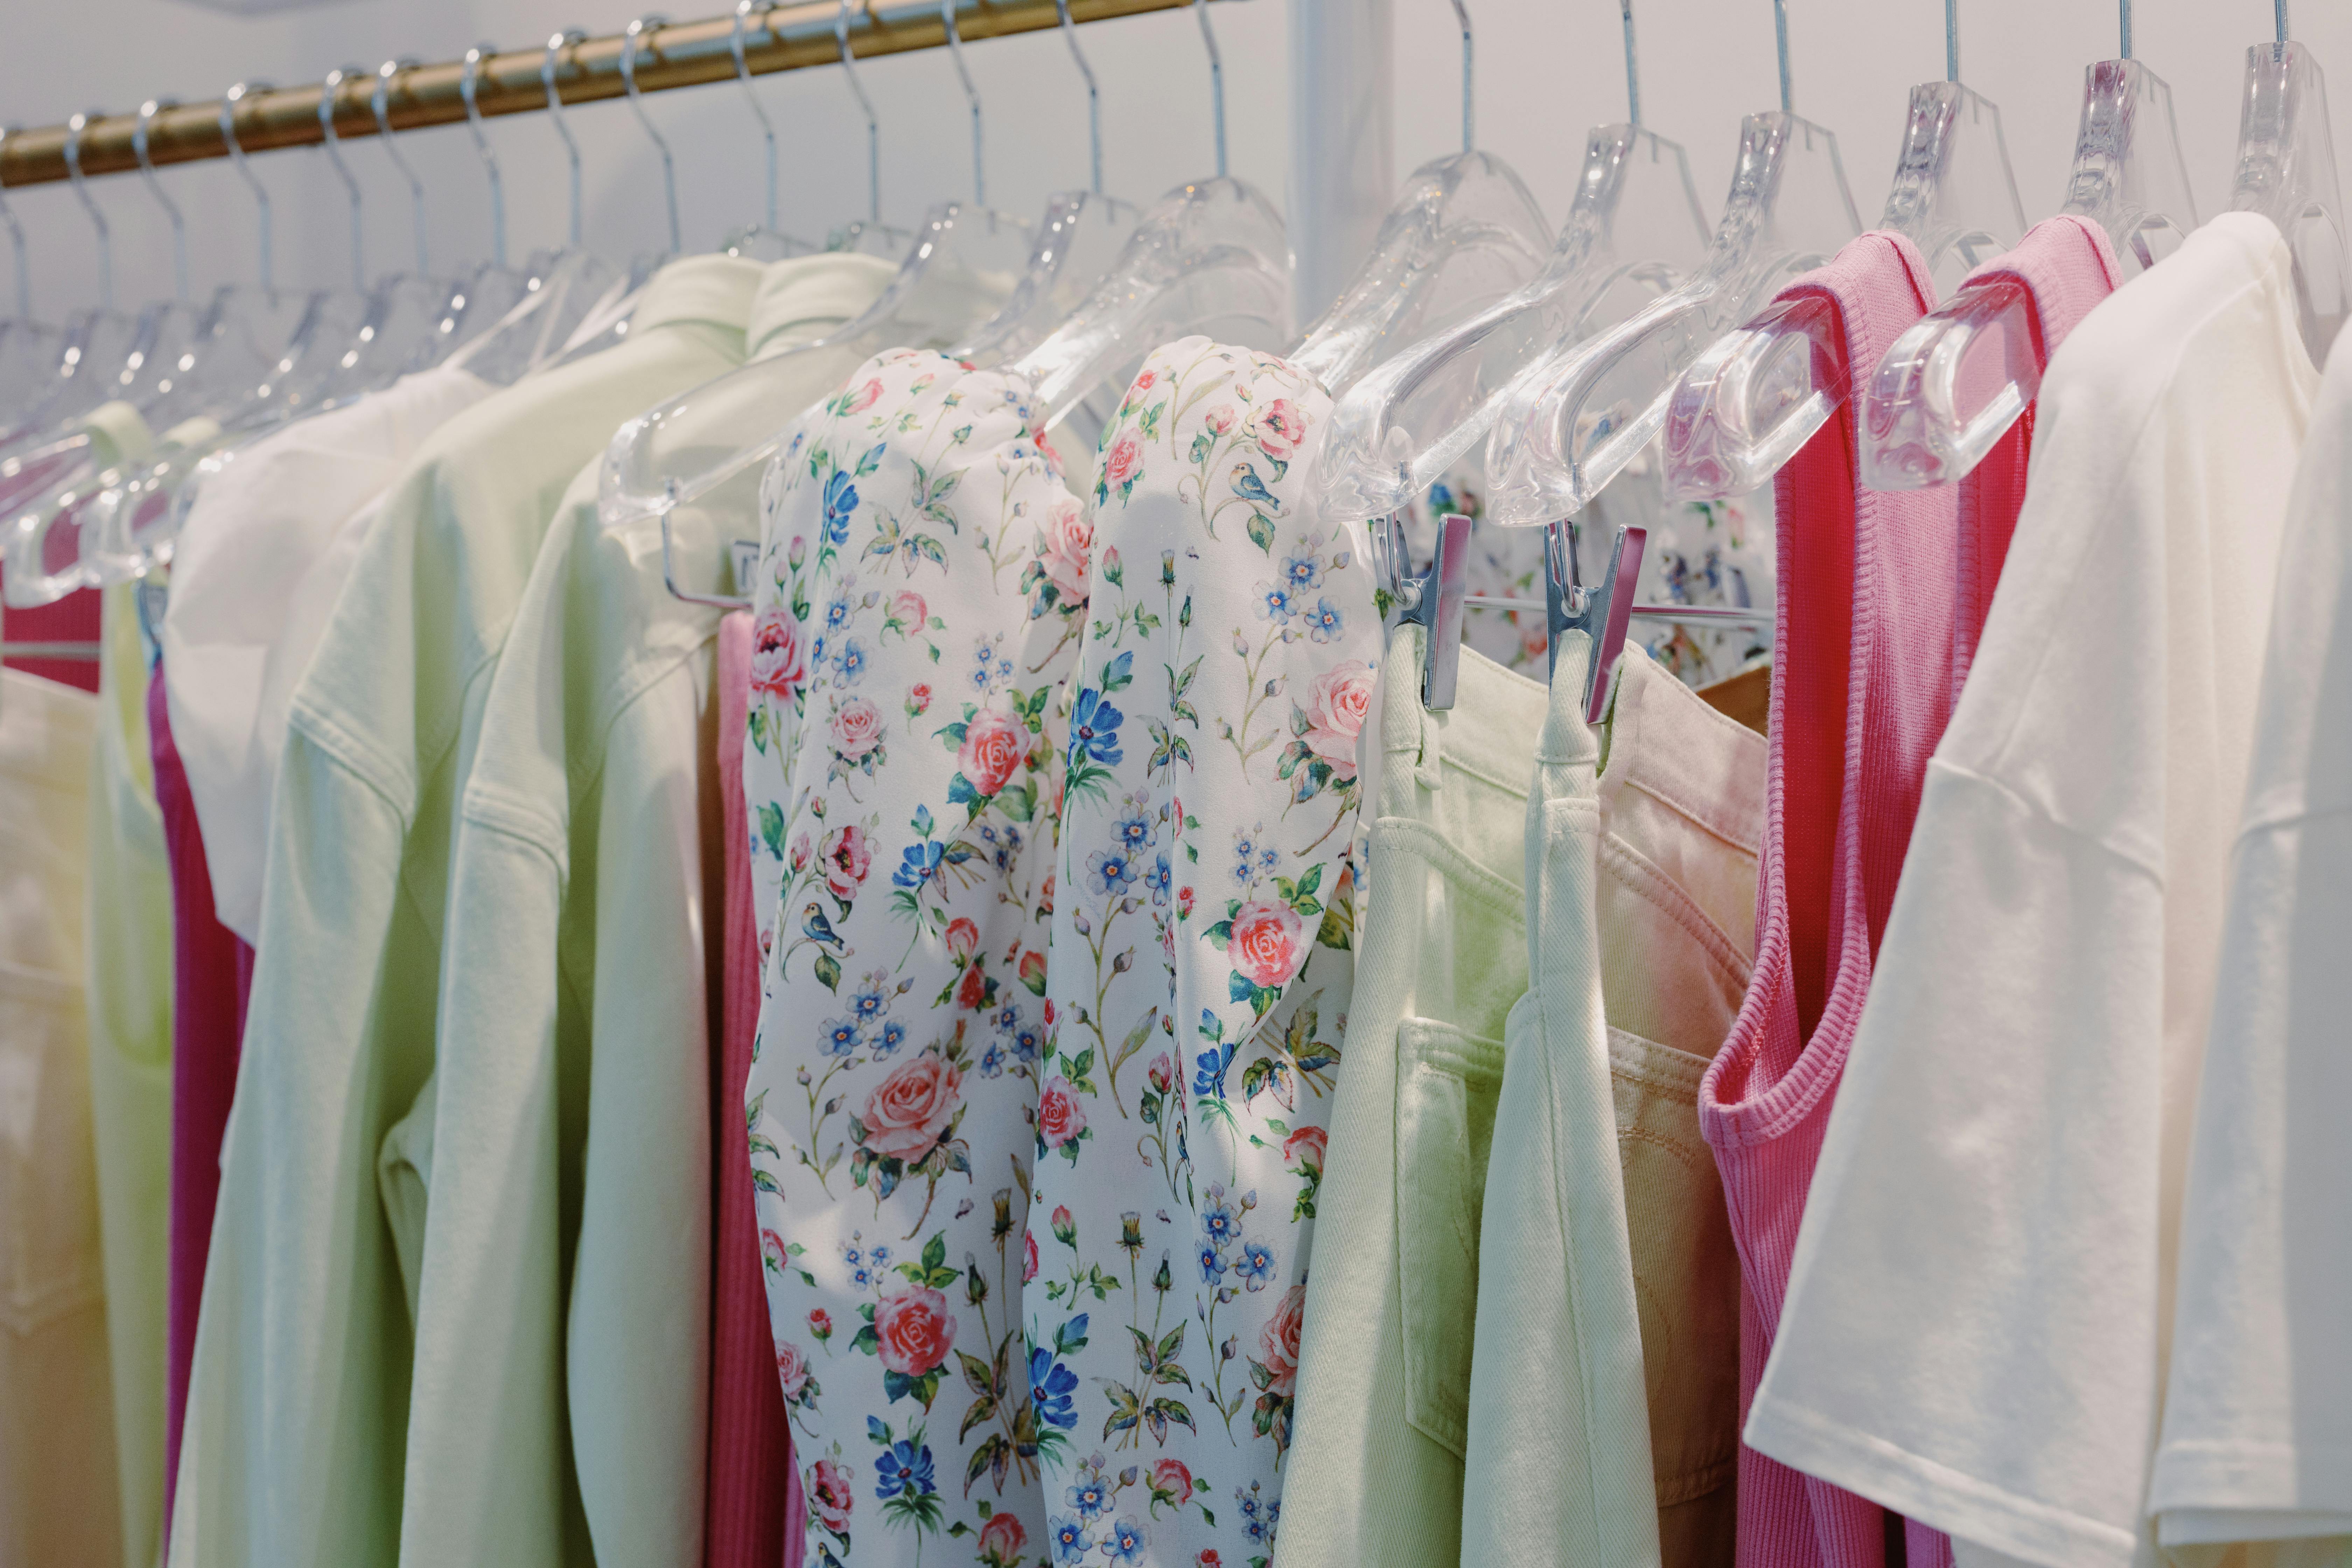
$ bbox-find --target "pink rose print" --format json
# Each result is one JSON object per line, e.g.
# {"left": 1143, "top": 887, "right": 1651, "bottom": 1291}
{"left": 957, "top": 704, "right": 1027, "bottom": 798}
{"left": 1300, "top": 658, "right": 1374, "bottom": 779}
{"left": 790, "top": 833, "right": 812, "bottom": 874}
{"left": 819, "top": 824, "right": 872, "bottom": 901}
{"left": 1204, "top": 404, "right": 1237, "bottom": 435}
{"left": 776, "top": 1340, "right": 811, "bottom": 1400}
{"left": 808, "top": 1307, "right": 833, "bottom": 1342}
{"left": 890, "top": 589, "right": 927, "bottom": 628}
{"left": 1177, "top": 886, "right": 1194, "bottom": 919}
{"left": 1023, "top": 1230, "right": 1040, "bottom": 1283}
{"left": 906, "top": 681, "right": 933, "bottom": 717}
{"left": 1050, "top": 1204, "right": 1076, "bottom": 1245}
{"left": 748, "top": 605, "right": 809, "bottom": 702}
{"left": 842, "top": 377, "right": 883, "bottom": 415}
{"left": 1258, "top": 1282, "right": 1306, "bottom": 1396}
{"left": 760, "top": 1227, "right": 787, "bottom": 1271}
{"left": 873, "top": 1276, "right": 957, "bottom": 1376}
{"left": 1039, "top": 872, "right": 1055, "bottom": 916}
{"left": 1250, "top": 397, "right": 1308, "bottom": 461}
{"left": 1151, "top": 1457, "right": 1194, "bottom": 1501}
{"left": 979, "top": 1512, "right": 1027, "bottom": 1564}
{"left": 945, "top": 917, "right": 980, "bottom": 960}
{"left": 829, "top": 696, "right": 884, "bottom": 761}
{"left": 1037, "top": 1076, "right": 1087, "bottom": 1150}
{"left": 1132, "top": 368, "right": 1158, "bottom": 393}
{"left": 1104, "top": 432, "right": 1144, "bottom": 493}
{"left": 1197, "top": 1554, "right": 1224, "bottom": 1568}
{"left": 956, "top": 962, "right": 989, "bottom": 1012}
{"left": 858, "top": 1052, "right": 964, "bottom": 1161}
{"left": 810, "top": 1457, "right": 855, "bottom": 1533}
{"left": 1018, "top": 948, "right": 1047, "bottom": 995}
{"left": 1226, "top": 899, "right": 1306, "bottom": 990}
{"left": 1282, "top": 1125, "right": 1328, "bottom": 1171}
{"left": 1148, "top": 1053, "right": 1174, "bottom": 1094}
{"left": 1039, "top": 493, "right": 1094, "bottom": 603}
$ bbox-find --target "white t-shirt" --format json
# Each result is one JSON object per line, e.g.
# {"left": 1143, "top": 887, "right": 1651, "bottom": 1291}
{"left": 1739, "top": 212, "right": 2320, "bottom": 1568}
{"left": 2144, "top": 309, "right": 2352, "bottom": 1557}
{"left": 160, "top": 364, "right": 492, "bottom": 942}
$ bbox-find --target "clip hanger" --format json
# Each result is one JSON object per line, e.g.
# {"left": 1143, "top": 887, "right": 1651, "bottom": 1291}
{"left": 1392, "top": 510, "right": 1473, "bottom": 710}
{"left": 1547, "top": 519, "right": 1646, "bottom": 722}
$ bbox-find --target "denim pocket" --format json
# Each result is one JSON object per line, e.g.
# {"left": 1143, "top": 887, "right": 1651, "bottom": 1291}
{"left": 1393, "top": 1016, "right": 1505, "bottom": 1457}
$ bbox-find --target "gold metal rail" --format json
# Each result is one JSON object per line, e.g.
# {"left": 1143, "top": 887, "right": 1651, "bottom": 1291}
{"left": 0, "top": 0, "right": 1222, "bottom": 188}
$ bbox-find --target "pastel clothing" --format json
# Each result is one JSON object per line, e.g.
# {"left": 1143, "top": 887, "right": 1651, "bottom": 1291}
{"left": 1696, "top": 231, "right": 1958, "bottom": 1568}
{"left": 0, "top": 669, "right": 120, "bottom": 1568}
{"left": 1742, "top": 214, "right": 2318, "bottom": 1568}
{"left": 170, "top": 254, "right": 766, "bottom": 1568}
{"left": 1279, "top": 629, "right": 1550, "bottom": 1568}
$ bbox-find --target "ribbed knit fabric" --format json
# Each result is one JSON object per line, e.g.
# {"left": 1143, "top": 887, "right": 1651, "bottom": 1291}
{"left": 1696, "top": 232, "right": 1956, "bottom": 1568}
{"left": 1951, "top": 217, "right": 2122, "bottom": 695}
{"left": 709, "top": 612, "right": 801, "bottom": 1568}
{"left": 148, "top": 664, "right": 254, "bottom": 1539}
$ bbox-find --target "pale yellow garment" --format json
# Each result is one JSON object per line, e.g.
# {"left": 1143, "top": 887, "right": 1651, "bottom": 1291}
{"left": 85, "top": 583, "right": 176, "bottom": 1568}
{"left": 0, "top": 667, "right": 120, "bottom": 1568}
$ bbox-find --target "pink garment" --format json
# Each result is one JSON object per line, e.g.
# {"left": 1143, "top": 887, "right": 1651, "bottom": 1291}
{"left": 149, "top": 663, "right": 255, "bottom": 1536}
{"left": 1952, "top": 216, "right": 2123, "bottom": 694}
{"left": 708, "top": 612, "right": 802, "bottom": 1568}
{"left": 1698, "top": 232, "right": 1957, "bottom": 1568}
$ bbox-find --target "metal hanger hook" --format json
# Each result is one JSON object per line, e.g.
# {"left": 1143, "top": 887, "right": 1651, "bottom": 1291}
{"left": 1053, "top": 0, "right": 1104, "bottom": 198}
{"left": 133, "top": 99, "right": 190, "bottom": 303}
{"left": 0, "top": 128, "right": 29, "bottom": 320}
{"left": 2276, "top": 1, "right": 2289, "bottom": 43}
{"left": 836, "top": 0, "right": 884, "bottom": 223}
{"left": 940, "top": 0, "right": 987, "bottom": 208}
{"left": 1196, "top": 0, "right": 1227, "bottom": 179}
{"left": 316, "top": 68, "right": 368, "bottom": 293}
{"left": 372, "top": 61, "right": 431, "bottom": 277}
{"left": 1772, "top": 0, "right": 1793, "bottom": 114}
{"left": 732, "top": 1, "right": 781, "bottom": 233}
{"left": 2118, "top": 0, "right": 2131, "bottom": 59}
{"left": 542, "top": 30, "right": 588, "bottom": 249}
{"left": 1620, "top": 0, "right": 1641, "bottom": 127}
{"left": 64, "top": 111, "right": 115, "bottom": 312}
{"left": 622, "top": 16, "right": 684, "bottom": 254}
{"left": 1451, "top": 0, "right": 1472, "bottom": 155}
{"left": 218, "top": 83, "right": 276, "bottom": 294}
{"left": 461, "top": 47, "right": 508, "bottom": 269}
{"left": 1946, "top": 0, "right": 1959, "bottom": 82}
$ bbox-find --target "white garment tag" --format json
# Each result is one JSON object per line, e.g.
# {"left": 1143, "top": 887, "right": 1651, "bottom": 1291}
{"left": 729, "top": 539, "right": 761, "bottom": 600}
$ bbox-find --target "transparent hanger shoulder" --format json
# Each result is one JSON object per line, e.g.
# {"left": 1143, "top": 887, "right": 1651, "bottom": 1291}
{"left": 1858, "top": 56, "right": 2198, "bottom": 493}
{"left": 951, "top": 190, "right": 1142, "bottom": 371}
{"left": 1287, "top": 150, "right": 1555, "bottom": 396}
{"left": 1, "top": 307, "right": 138, "bottom": 456}
{"left": 1006, "top": 176, "right": 1293, "bottom": 454}
{"left": 1661, "top": 78, "right": 2024, "bottom": 502}
{"left": 0, "top": 319, "right": 66, "bottom": 429}
{"left": 599, "top": 199, "right": 1037, "bottom": 528}
{"left": 1312, "top": 124, "right": 1710, "bottom": 528}
{"left": 1486, "top": 110, "right": 1860, "bottom": 526}
{"left": 2232, "top": 39, "right": 2347, "bottom": 362}
{"left": 447, "top": 248, "right": 623, "bottom": 387}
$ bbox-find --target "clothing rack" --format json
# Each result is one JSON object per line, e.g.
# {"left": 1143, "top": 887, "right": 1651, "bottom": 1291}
{"left": 0, "top": 0, "right": 1224, "bottom": 188}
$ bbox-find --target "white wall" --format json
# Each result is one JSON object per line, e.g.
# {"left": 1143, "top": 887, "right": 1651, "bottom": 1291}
{"left": 3, "top": 0, "right": 2349, "bottom": 318}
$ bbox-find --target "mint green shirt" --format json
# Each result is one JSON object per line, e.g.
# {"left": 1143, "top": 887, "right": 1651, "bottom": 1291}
{"left": 168, "top": 255, "right": 766, "bottom": 1568}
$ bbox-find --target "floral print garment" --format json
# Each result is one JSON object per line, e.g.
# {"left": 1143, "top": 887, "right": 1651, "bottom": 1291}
{"left": 743, "top": 349, "right": 1091, "bottom": 1568}
{"left": 1027, "top": 338, "right": 1378, "bottom": 1568}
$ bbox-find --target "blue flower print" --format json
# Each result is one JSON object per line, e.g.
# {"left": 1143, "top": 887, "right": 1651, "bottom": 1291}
{"left": 1011, "top": 1023, "right": 1043, "bottom": 1064}
{"left": 1106, "top": 1517, "right": 1146, "bottom": 1563}
{"left": 832, "top": 636, "right": 868, "bottom": 685}
{"left": 1066, "top": 1476, "right": 1111, "bottom": 1520}
{"left": 824, "top": 594, "right": 853, "bottom": 631}
{"left": 1307, "top": 597, "right": 1346, "bottom": 643}
{"left": 1197, "top": 1242, "right": 1227, "bottom": 1284}
{"left": 1194, "top": 1041, "right": 1235, "bottom": 1100}
{"left": 852, "top": 981, "right": 886, "bottom": 1020}
{"left": 873, "top": 1020, "right": 908, "bottom": 1058}
{"left": 1283, "top": 552, "right": 1322, "bottom": 591}
{"left": 892, "top": 840, "right": 945, "bottom": 891}
{"left": 1113, "top": 812, "right": 1154, "bottom": 853}
{"left": 874, "top": 1438, "right": 935, "bottom": 1499}
{"left": 991, "top": 1001, "right": 1023, "bottom": 1037}
{"left": 820, "top": 1018, "right": 863, "bottom": 1058}
{"left": 1068, "top": 688, "right": 1125, "bottom": 768}
{"left": 981, "top": 1041, "right": 1007, "bottom": 1078}
{"left": 1049, "top": 1517, "right": 1092, "bottom": 1564}
{"left": 1257, "top": 584, "right": 1295, "bottom": 623}
{"left": 1029, "top": 1345, "right": 1079, "bottom": 1430}
{"left": 1144, "top": 854, "right": 1172, "bottom": 907}
{"left": 1086, "top": 847, "right": 1138, "bottom": 900}
{"left": 1200, "top": 1185, "right": 1242, "bottom": 1247}
{"left": 821, "top": 469, "right": 859, "bottom": 545}
{"left": 1236, "top": 1240, "right": 1274, "bottom": 1290}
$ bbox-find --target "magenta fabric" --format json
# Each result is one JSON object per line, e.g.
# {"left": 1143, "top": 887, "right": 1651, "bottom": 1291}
{"left": 149, "top": 661, "right": 255, "bottom": 1535}
{"left": 1952, "top": 215, "right": 2123, "bottom": 695}
{"left": 1698, "top": 232, "right": 1958, "bottom": 1568}
{"left": 708, "top": 611, "right": 802, "bottom": 1568}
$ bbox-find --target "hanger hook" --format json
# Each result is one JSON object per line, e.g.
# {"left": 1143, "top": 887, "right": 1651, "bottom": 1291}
{"left": 316, "top": 68, "right": 368, "bottom": 293}
{"left": 461, "top": 46, "right": 508, "bottom": 270}
{"left": 1451, "top": 0, "right": 1472, "bottom": 155}
{"left": 2117, "top": 0, "right": 2131, "bottom": 59}
{"left": 622, "top": 16, "right": 683, "bottom": 254}
{"left": 2276, "top": 0, "right": 2288, "bottom": 43}
{"left": 836, "top": 0, "right": 884, "bottom": 224}
{"left": 63, "top": 112, "right": 115, "bottom": 312}
{"left": 541, "top": 30, "right": 588, "bottom": 250}
{"left": 1052, "top": 0, "right": 1104, "bottom": 198}
{"left": 732, "top": 1, "right": 781, "bottom": 234}
{"left": 940, "top": 0, "right": 987, "bottom": 208}
{"left": 1619, "top": 0, "right": 1641, "bottom": 126}
{"left": 1945, "top": 0, "right": 1959, "bottom": 82}
{"left": 218, "top": 84, "right": 275, "bottom": 295}
{"left": 0, "top": 128, "right": 30, "bottom": 320}
{"left": 372, "top": 61, "right": 430, "bottom": 277}
{"left": 133, "top": 99, "right": 190, "bottom": 304}
{"left": 1196, "top": 0, "right": 1227, "bottom": 178}
{"left": 1772, "top": 0, "right": 1793, "bottom": 114}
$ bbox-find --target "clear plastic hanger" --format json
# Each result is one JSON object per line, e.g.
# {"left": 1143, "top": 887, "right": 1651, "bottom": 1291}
{"left": 1, "top": 112, "right": 139, "bottom": 458}
{"left": 625, "top": 16, "right": 687, "bottom": 281}
{"left": 724, "top": 2, "right": 821, "bottom": 261}
{"left": 0, "top": 128, "right": 63, "bottom": 429}
{"left": 429, "top": 48, "right": 545, "bottom": 359}
{"left": 1485, "top": 0, "right": 1860, "bottom": 525}
{"left": 827, "top": 0, "right": 914, "bottom": 258}
{"left": 1660, "top": 0, "right": 2023, "bottom": 502}
{"left": 1858, "top": 0, "right": 2197, "bottom": 491}
{"left": 2229, "top": 11, "right": 2345, "bottom": 362}
{"left": 1283, "top": 0, "right": 1557, "bottom": 400}
{"left": 1309, "top": 0, "right": 1713, "bottom": 530}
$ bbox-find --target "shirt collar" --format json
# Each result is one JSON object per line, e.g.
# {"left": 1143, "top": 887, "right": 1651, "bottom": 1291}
{"left": 630, "top": 253, "right": 768, "bottom": 335}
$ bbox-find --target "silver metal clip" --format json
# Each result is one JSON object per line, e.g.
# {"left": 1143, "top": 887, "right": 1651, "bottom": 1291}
{"left": 1546, "top": 518, "right": 1646, "bottom": 723}
{"left": 1397, "top": 511, "right": 1472, "bottom": 711}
